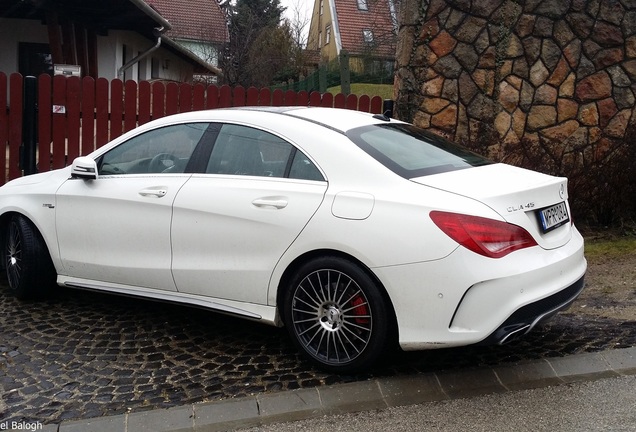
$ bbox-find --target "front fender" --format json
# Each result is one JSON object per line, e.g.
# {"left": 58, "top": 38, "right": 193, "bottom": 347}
{"left": 0, "top": 169, "right": 72, "bottom": 272}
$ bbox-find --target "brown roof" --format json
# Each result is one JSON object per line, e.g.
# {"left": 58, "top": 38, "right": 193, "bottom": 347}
{"left": 304, "top": 49, "right": 322, "bottom": 65}
{"left": 334, "top": 0, "right": 396, "bottom": 58}
{"left": 146, "top": 0, "right": 229, "bottom": 44}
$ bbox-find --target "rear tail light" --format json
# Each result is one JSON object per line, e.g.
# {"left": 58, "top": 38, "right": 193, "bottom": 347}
{"left": 430, "top": 211, "right": 538, "bottom": 258}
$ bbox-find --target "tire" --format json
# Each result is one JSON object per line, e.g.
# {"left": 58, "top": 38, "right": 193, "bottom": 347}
{"left": 283, "top": 256, "right": 390, "bottom": 373}
{"left": 5, "top": 214, "right": 56, "bottom": 300}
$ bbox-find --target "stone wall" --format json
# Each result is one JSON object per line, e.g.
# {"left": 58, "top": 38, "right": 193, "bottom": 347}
{"left": 394, "top": 0, "right": 636, "bottom": 223}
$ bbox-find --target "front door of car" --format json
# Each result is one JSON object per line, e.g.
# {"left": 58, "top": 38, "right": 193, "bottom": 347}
{"left": 55, "top": 122, "right": 212, "bottom": 291}
{"left": 170, "top": 124, "right": 328, "bottom": 304}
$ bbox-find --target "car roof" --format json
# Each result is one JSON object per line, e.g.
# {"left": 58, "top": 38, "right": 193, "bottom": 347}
{"left": 116, "top": 107, "right": 399, "bottom": 149}
{"left": 215, "top": 106, "right": 397, "bottom": 133}
{"left": 282, "top": 107, "right": 395, "bottom": 132}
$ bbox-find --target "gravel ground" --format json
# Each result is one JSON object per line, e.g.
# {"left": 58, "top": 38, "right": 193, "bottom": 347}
{"left": 570, "top": 238, "right": 636, "bottom": 321}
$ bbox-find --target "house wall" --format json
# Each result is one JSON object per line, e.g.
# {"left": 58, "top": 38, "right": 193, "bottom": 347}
{"left": 0, "top": 19, "right": 50, "bottom": 74}
{"left": 99, "top": 31, "right": 194, "bottom": 82}
{"left": 347, "top": 54, "right": 395, "bottom": 75}
{"left": 0, "top": 19, "right": 194, "bottom": 82}
{"left": 179, "top": 40, "right": 219, "bottom": 67}
{"left": 308, "top": 0, "right": 339, "bottom": 63}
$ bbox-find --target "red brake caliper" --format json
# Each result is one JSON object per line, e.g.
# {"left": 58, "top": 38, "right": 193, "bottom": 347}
{"left": 351, "top": 295, "right": 370, "bottom": 325}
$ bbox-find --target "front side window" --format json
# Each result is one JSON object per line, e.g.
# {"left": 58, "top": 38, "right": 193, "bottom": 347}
{"left": 98, "top": 123, "right": 209, "bottom": 175}
{"left": 207, "top": 124, "right": 324, "bottom": 181}
{"left": 347, "top": 124, "right": 492, "bottom": 178}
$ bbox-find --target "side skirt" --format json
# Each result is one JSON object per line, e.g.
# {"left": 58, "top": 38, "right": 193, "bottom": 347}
{"left": 57, "top": 276, "right": 282, "bottom": 326}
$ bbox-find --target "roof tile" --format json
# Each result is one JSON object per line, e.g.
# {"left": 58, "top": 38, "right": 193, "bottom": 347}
{"left": 146, "top": 0, "right": 229, "bottom": 43}
{"left": 334, "top": 0, "right": 396, "bottom": 57}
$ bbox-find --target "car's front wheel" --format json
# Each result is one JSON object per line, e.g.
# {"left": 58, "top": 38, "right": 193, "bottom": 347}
{"left": 5, "top": 214, "right": 56, "bottom": 299}
{"left": 284, "top": 257, "right": 390, "bottom": 372}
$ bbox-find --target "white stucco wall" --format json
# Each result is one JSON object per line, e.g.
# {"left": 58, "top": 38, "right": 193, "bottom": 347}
{"left": 0, "top": 19, "right": 195, "bottom": 82}
{"left": 179, "top": 40, "right": 219, "bottom": 67}
{"left": 98, "top": 31, "right": 194, "bottom": 82}
{"left": 0, "top": 19, "right": 49, "bottom": 75}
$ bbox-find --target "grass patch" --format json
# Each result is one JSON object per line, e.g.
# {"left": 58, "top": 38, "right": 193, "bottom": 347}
{"left": 327, "top": 83, "right": 394, "bottom": 100}
{"left": 584, "top": 236, "right": 636, "bottom": 259}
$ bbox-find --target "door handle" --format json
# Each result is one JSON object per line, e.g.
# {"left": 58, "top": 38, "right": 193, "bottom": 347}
{"left": 252, "top": 198, "right": 288, "bottom": 209}
{"left": 139, "top": 188, "right": 167, "bottom": 198}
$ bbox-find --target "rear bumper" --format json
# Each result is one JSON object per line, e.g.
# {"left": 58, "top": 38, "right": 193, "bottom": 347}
{"left": 375, "top": 225, "right": 587, "bottom": 351}
{"left": 477, "top": 274, "right": 585, "bottom": 345}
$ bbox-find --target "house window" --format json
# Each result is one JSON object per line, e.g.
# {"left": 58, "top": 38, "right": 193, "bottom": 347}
{"left": 325, "top": 25, "right": 331, "bottom": 45}
{"left": 363, "top": 29, "right": 374, "bottom": 44}
{"left": 18, "top": 43, "right": 53, "bottom": 77}
{"left": 320, "top": 0, "right": 324, "bottom": 15}
{"left": 357, "top": 0, "right": 368, "bottom": 10}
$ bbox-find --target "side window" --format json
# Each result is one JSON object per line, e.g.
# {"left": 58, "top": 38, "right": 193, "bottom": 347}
{"left": 98, "top": 123, "right": 209, "bottom": 175}
{"left": 289, "top": 151, "right": 324, "bottom": 181}
{"left": 207, "top": 124, "right": 324, "bottom": 181}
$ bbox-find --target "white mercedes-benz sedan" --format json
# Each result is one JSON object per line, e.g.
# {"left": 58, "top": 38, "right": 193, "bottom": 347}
{"left": 0, "top": 107, "right": 586, "bottom": 372}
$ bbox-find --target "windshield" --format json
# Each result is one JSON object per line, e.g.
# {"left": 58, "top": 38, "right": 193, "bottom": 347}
{"left": 347, "top": 123, "right": 492, "bottom": 178}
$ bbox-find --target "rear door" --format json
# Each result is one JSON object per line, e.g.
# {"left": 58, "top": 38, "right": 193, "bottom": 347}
{"left": 171, "top": 123, "right": 327, "bottom": 304}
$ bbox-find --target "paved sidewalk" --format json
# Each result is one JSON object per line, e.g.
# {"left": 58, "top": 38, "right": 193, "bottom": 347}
{"left": 17, "top": 346, "right": 636, "bottom": 432}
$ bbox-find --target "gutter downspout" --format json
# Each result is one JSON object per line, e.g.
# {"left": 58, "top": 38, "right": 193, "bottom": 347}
{"left": 117, "top": 26, "right": 166, "bottom": 80}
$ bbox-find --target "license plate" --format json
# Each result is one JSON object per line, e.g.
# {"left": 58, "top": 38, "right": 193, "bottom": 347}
{"left": 538, "top": 202, "right": 570, "bottom": 233}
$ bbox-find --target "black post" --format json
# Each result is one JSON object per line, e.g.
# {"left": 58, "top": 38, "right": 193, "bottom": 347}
{"left": 319, "top": 63, "right": 327, "bottom": 93}
{"left": 339, "top": 51, "right": 350, "bottom": 95}
{"left": 21, "top": 76, "right": 38, "bottom": 176}
{"left": 383, "top": 99, "right": 394, "bottom": 118}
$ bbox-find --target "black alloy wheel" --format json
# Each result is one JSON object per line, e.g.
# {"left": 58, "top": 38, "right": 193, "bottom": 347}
{"left": 5, "top": 214, "right": 56, "bottom": 299}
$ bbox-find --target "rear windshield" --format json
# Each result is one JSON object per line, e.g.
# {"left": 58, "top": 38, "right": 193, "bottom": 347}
{"left": 347, "top": 123, "right": 492, "bottom": 178}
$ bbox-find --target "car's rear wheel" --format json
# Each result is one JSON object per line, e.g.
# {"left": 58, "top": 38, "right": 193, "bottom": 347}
{"left": 284, "top": 257, "right": 390, "bottom": 372}
{"left": 5, "top": 214, "right": 56, "bottom": 299}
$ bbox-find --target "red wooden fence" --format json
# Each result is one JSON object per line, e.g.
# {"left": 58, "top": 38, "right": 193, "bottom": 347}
{"left": 0, "top": 73, "right": 385, "bottom": 185}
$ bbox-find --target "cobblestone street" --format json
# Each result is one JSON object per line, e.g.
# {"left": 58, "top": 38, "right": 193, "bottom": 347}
{"left": 1, "top": 279, "right": 635, "bottom": 426}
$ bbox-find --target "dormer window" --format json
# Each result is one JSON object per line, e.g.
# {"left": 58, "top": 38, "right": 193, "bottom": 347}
{"left": 357, "top": 0, "right": 368, "bottom": 10}
{"left": 363, "top": 29, "right": 374, "bottom": 43}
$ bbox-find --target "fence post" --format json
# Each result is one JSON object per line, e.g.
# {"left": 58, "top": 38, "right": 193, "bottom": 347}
{"left": 21, "top": 76, "right": 38, "bottom": 176}
{"left": 339, "top": 51, "right": 350, "bottom": 95}
{"left": 319, "top": 63, "right": 327, "bottom": 93}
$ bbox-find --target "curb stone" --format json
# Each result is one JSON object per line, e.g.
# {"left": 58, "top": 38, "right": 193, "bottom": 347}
{"left": 13, "top": 347, "right": 636, "bottom": 432}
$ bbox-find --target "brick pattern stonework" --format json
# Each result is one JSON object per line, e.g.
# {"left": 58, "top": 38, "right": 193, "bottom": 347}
{"left": 395, "top": 0, "right": 636, "bottom": 146}
{"left": 394, "top": 0, "right": 636, "bottom": 223}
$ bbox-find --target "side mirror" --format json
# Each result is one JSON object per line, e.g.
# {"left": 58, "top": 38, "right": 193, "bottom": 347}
{"left": 71, "top": 156, "right": 98, "bottom": 180}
